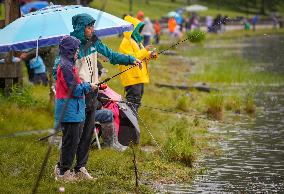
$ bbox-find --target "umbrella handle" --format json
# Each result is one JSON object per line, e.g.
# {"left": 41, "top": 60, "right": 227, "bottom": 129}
{"left": 36, "top": 36, "right": 42, "bottom": 59}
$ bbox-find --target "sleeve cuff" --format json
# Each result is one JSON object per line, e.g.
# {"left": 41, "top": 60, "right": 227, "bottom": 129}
{"left": 141, "top": 48, "right": 150, "bottom": 58}
{"left": 83, "top": 82, "right": 91, "bottom": 94}
{"left": 129, "top": 55, "right": 136, "bottom": 65}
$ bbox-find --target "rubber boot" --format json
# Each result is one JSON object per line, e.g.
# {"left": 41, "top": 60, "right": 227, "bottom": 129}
{"left": 101, "top": 122, "right": 128, "bottom": 152}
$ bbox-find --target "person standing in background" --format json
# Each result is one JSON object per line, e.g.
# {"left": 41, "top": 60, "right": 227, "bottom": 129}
{"left": 136, "top": 10, "right": 144, "bottom": 21}
{"left": 141, "top": 17, "right": 154, "bottom": 46}
{"left": 168, "top": 17, "right": 177, "bottom": 36}
{"left": 153, "top": 19, "right": 161, "bottom": 44}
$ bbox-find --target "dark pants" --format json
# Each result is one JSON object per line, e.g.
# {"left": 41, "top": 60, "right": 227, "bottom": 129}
{"left": 59, "top": 92, "right": 97, "bottom": 174}
{"left": 34, "top": 73, "right": 48, "bottom": 86}
{"left": 154, "top": 34, "right": 160, "bottom": 44}
{"left": 59, "top": 122, "right": 84, "bottom": 174}
{"left": 25, "top": 62, "right": 34, "bottom": 82}
{"left": 125, "top": 83, "right": 144, "bottom": 114}
{"left": 75, "top": 92, "right": 97, "bottom": 171}
{"left": 143, "top": 35, "right": 151, "bottom": 46}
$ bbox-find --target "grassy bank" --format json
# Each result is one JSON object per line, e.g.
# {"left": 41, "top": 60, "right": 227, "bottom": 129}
{"left": 0, "top": 85, "right": 213, "bottom": 193}
{"left": 90, "top": 0, "right": 284, "bottom": 19}
{"left": 1, "top": 28, "right": 284, "bottom": 193}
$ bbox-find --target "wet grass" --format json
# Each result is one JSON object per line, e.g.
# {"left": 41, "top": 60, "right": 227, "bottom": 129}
{"left": 225, "top": 93, "right": 242, "bottom": 114}
{"left": 164, "top": 119, "right": 196, "bottom": 167}
{"left": 89, "top": 0, "right": 283, "bottom": 19}
{"left": 244, "top": 93, "right": 256, "bottom": 115}
{"left": 90, "top": 0, "right": 184, "bottom": 19}
{"left": 0, "top": 3, "right": 4, "bottom": 20}
{"left": 0, "top": 80, "right": 210, "bottom": 193}
{"left": 0, "top": 28, "right": 283, "bottom": 193}
{"left": 204, "top": 92, "right": 224, "bottom": 120}
{"left": 0, "top": 85, "right": 53, "bottom": 136}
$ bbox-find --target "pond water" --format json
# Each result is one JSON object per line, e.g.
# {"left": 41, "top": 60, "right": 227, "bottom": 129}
{"left": 159, "top": 35, "right": 284, "bottom": 193}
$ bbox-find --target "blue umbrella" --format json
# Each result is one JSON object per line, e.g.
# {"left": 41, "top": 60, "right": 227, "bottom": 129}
{"left": 0, "top": 5, "right": 134, "bottom": 52}
{"left": 20, "top": 1, "right": 49, "bottom": 14}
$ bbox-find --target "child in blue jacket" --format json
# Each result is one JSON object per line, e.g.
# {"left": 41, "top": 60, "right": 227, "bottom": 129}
{"left": 54, "top": 35, "right": 96, "bottom": 182}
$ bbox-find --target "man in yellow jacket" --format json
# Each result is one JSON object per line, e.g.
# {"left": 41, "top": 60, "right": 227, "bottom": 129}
{"left": 119, "top": 15, "right": 157, "bottom": 114}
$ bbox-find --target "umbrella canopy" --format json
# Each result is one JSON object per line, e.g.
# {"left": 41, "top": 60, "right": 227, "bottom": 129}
{"left": 167, "top": 11, "right": 179, "bottom": 18}
{"left": 0, "top": 5, "right": 134, "bottom": 52}
{"left": 185, "top": 4, "right": 208, "bottom": 12}
{"left": 99, "top": 87, "right": 140, "bottom": 145}
{"left": 118, "top": 102, "right": 140, "bottom": 145}
{"left": 20, "top": 1, "right": 49, "bottom": 14}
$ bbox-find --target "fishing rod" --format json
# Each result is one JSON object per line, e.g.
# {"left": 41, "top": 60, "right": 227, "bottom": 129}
{"left": 38, "top": 16, "right": 229, "bottom": 142}
{"left": 34, "top": 15, "right": 231, "bottom": 193}
{"left": 97, "top": 16, "right": 230, "bottom": 86}
{"left": 97, "top": 37, "right": 191, "bottom": 86}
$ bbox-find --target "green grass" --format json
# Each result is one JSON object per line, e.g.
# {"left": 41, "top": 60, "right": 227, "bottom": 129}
{"left": 0, "top": 3, "right": 4, "bottom": 20}
{"left": 0, "top": 85, "right": 53, "bottom": 136}
{"left": 90, "top": 0, "right": 284, "bottom": 19}
{"left": 0, "top": 24, "right": 284, "bottom": 193}
{"left": 91, "top": 0, "right": 184, "bottom": 19}
{"left": 90, "top": 0, "right": 249, "bottom": 19}
{"left": 225, "top": 93, "right": 242, "bottom": 114}
{"left": 198, "top": 7, "right": 247, "bottom": 18}
{"left": 204, "top": 92, "right": 224, "bottom": 120}
{"left": 164, "top": 119, "right": 196, "bottom": 167}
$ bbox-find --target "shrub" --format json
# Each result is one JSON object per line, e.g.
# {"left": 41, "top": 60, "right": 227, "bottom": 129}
{"left": 176, "top": 95, "right": 190, "bottom": 112}
{"left": 163, "top": 119, "right": 195, "bottom": 167}
{"left": 244, "top": 93, "right": 256, "bottom": 115}
{"left": 205, "top": 92, "right": 224, "bottom": 120}
{"left": 225, "top": 94, "right": 242, "bottom": 114}
{"left": 8, "top": 85, "right": 36, "bottom": 107}
{"left": 187, "top": 30, "right": 206, "bottom": 43}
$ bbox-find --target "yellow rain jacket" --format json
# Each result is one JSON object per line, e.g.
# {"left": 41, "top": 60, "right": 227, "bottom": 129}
{"left": 118, "top": 16, "right": 152, "bottom": 87}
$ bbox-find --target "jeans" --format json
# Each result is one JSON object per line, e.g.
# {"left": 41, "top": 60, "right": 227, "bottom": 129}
{"left": 74, "top": 92, "right": 97, "bottom": 171}
{"left": 95, "top": 109, "right": 114, "bottom": 123}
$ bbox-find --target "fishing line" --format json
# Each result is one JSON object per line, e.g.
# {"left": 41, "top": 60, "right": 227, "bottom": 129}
{"left": 99, "top": 97, "right": 207, "bottom": 120}
{"left": 129, "top": 103, "right": 166, "bottom": 158}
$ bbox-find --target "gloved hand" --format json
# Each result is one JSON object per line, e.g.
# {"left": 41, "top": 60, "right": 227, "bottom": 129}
{"left": 99, "top": 84, "right": 108, "bottom": 90}
{"left": 90, "top": 83, "right": 98, "bottom": 90}
{"left": 150, "top": 51, "right": 158, "bottom": 60}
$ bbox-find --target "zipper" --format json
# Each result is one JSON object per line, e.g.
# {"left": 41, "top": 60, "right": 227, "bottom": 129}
{"left": 77, "top": 99, "right": 79, "bottom": 113}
